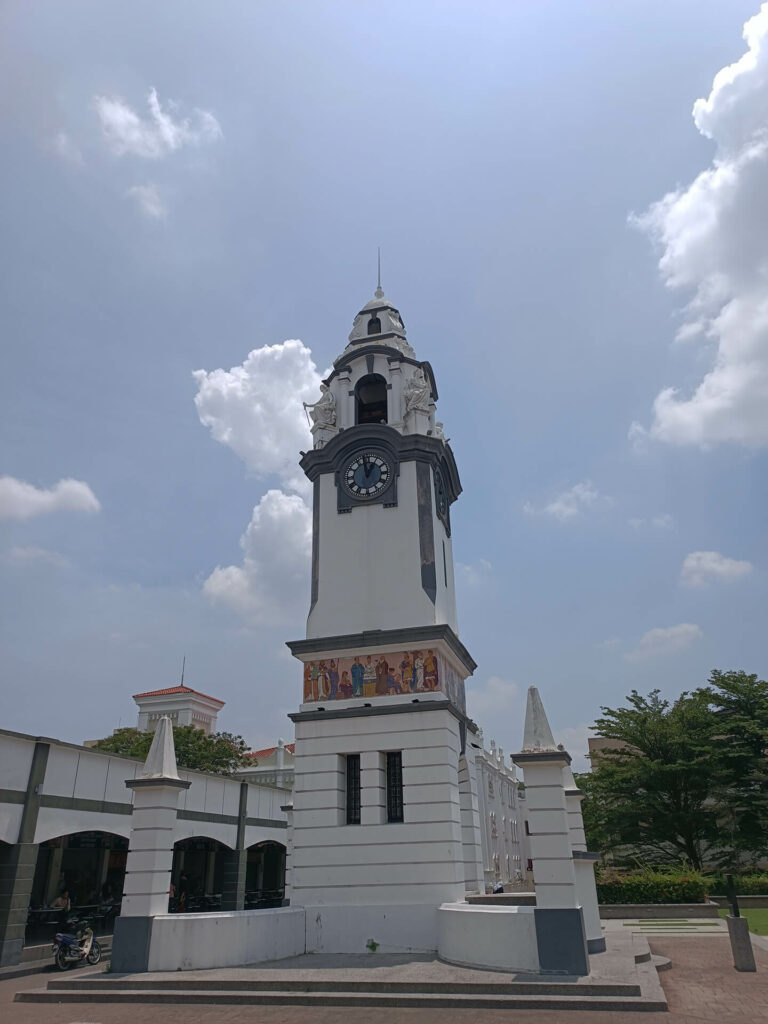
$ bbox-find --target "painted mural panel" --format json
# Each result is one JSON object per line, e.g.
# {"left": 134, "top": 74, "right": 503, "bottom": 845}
{"left": 302, "top": 650, "right": 465, "bottom": 714}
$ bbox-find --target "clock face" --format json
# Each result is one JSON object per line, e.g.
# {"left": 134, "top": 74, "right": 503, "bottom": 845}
{"left": 343, "top": 451, "right": 392, "bottom": 499}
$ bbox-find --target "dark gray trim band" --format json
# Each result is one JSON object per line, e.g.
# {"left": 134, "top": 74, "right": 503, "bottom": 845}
{"left": 289, "top": 697, "right": 479, "bottom": 734}
{"left": 40, "top": 794, "right": 132, "bottom": 816}
{"left": 309, "top": 480, "right": 319, "bottom": 613}
{"left": 287, "top": 623, "right": 476, "bottom": 675}
{"left": 417, "top": 461, "right": 436, "bottom": 605}
{"left": 127, "top": 778, "right": 191, "bottom": 791}
{"left": 573, "top": 850, "right": 599, "bottom": 861}
{"left": 512, "top": 751, "right": 572, "bottom": 767}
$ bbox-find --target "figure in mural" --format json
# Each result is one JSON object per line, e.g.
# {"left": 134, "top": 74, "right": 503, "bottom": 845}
{"left": 350, "top": 656, "right": 365, "bottom": 697}
{"left": 401, "top": 653, "right": 414, "bottom": 693}
{"left": 317, "top": 661, "right": 330, "bottom": 699}
{"left": 303, "top": 662, "right": 313, "bottom": 702}
{"left": 375, "top": 656, "right": 390, "bottom": 696}
{"left": 404, "top": 367, "right": 431, "bottom": 414}
{"left": 363, "top": 655, "right": 377, "bottom": 694}
{"left": 303, "top": 383, "right": 336, "bottom": 427}
{"left": 338, "top": 671, "right": 353, "bottom": 698}
{"left": 328, "top": 659, "right": 339, "bottom": 700}
{"left": 413, "top": 651, "right": 425, "bottom": 691}
{"left": 424, "top": 649, "right": 438, "bottom": 690}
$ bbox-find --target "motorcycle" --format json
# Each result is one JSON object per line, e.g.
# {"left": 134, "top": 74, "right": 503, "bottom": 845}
{"left": 52, "top": 919, "right": 102, "bottom": 971}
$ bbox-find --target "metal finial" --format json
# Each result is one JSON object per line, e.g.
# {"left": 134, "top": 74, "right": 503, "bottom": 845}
{"left": 180, "top": 654, "right": 185, "bottom": 686}
{"left": 375, "top": 247, "right": 384, "bottom": 299}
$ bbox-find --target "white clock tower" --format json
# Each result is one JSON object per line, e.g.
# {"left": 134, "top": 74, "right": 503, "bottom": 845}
{"left": 287, "top": 283, "right": 484, "bottom": 954}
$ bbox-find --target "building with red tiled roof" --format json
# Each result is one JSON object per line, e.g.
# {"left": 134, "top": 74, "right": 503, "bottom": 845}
{"left": 133, "top": 683, "right": 225, "bottom": 735}
{"left": 238, "top": 738, "right": 294, "bottom": 791}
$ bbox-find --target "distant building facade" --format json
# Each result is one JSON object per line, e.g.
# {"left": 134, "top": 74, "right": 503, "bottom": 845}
{"left": 133, "top": 685, "right": 225, "bottom": 735}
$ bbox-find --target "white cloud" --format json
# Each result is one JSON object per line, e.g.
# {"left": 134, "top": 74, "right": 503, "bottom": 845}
{"left": 554, "top": 723, "right": 595, "bottom": 774}
{"left": 466, "top": 676, "right": 520, "bottom": 723}
{"left": 625, "top": 623, "right": 703, "bottom": 661}
{"left": 634, "top": 5, "right": 768, "bottom": 447}
{"left": 193, "top": 340, "right": 321, "bottom": 495}
{"left": 525, "top": 480, "right": 606, "bottom": 522}
{"left": 0, "top": 476, "right": 100, "bottom": 520}
{"left": 628, "top": 513, "right": 675, "bottom": 530}
{"left": 125, "top": 183, "right": 167, "bottom": 219}
{"left": 456, "top": 558, "right": 492, "bottom": 588}
{"left": 4, "top": 546, "right": 69, "bottom": 568}
{"left": 94, "top": 87, "right": 222, "bottom": 159}
{"left": 51, "top": 132, "right": 84, "bottom": 167}
{"left": 680, "top": 550, "right": 754, "bottom": 587}
{"left": 203, "top": 489, "right": 311, "bottom": 626}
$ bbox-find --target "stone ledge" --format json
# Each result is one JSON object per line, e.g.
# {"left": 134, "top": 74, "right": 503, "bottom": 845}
{"left": 599, "top": 901, "right": 719, "bottom": 919}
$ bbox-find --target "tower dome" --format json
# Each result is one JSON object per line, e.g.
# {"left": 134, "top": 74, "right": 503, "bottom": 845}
{"left": 347, "top": 284, "right": 410, "bottom": 348}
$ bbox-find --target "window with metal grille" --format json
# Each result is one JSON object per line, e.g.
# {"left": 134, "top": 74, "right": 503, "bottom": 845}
{"left": 346, "top": 754, "right": 361, "bottom": 825}
{"left": 386, "top": 751, "right": 404, "bottom": 823}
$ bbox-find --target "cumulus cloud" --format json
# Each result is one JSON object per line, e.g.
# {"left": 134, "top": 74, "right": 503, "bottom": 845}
{"left": 125, "top": 183, "right": 167, "bottom": 219}
{"left": 456, "top": 558, "right": 492, "bottom": 588}
{"left": 203, "top": 489, "right": 311, "bottom": 626}
{"left": 0, "top": 476, "right": 100, "bottom": 520}
{"left": 4, "top": 546, "right": 70, "bottom": 568}
{"left": 94, "top": 87, "right": 222, "bottom": 159}
{"left": 524, "top": 480, "right": 606, "bottom": 522}
{"left": 634, "top": 5, "right": 768, "bottom": 447}
{"left": 628, "top": 513, "right": 675, "bottom": 530}
{"left": 193, "top": 340, "right": 321, "bottom": 495}
{"left": 680, "top": 550, "right": 754, "bottom": 587}
{"left": 625, "top": 623, "right": 703, "bottom": 661}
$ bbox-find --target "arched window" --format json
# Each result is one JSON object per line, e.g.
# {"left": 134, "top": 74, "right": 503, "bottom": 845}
{"left": 355, "top": 373, "right": 388, "bottom": 424}
{"left": 367, "top": 315, "right": 381, "bottom": 335}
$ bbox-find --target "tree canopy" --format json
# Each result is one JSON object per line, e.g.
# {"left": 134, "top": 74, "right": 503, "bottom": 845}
{"left": 92, "top": 725, "right": 250, "bottom": 776}
{"left": 578, "top": 670, "right": 768, "bottom": 871}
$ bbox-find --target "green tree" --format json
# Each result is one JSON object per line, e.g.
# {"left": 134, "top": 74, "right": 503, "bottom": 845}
{"left": 577, "top": 689, "right": 719, "bottom": 870}
{"left": 92, "top": 725, "right": 250, "bottom": 776}
{"left": 700, "top": 670, "right": 768, "bottom": 867}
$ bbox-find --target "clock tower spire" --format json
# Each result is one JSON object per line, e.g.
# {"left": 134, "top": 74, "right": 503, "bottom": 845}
{"left": 286, "top": 282, "right": 482, "bottom": 953}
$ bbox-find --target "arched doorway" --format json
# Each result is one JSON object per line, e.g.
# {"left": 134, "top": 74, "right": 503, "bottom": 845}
{"left": 355, "top": 373, "right": 388, "bottom": 424}
{"left": 26, "top": 831, "right": 127, "bottom": 945}
{"left": 171, "top": 836, "right": 231, "bottom": 912}
{"left": 245, "top": 840, "right": 286, "bottom": 908}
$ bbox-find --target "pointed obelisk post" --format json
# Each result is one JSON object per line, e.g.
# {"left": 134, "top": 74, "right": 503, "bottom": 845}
{"left": 512, "top": 687, "right": 589, "bottom": 975}
{"left": 563, "top": 764, "right": 605, "bottom": 953}
{"left": 111, "top": 716, "right": 190, "bottom": 973}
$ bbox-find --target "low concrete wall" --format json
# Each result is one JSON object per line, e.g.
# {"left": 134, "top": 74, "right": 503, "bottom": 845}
{"left": 147, "top": 907, "right": 305, "bottom": 972}
{"left": 304, "top": 903, "right": 438, "bottom": 954}
{"left": 437, "top": 902, "right": 540, "bottom": 973}
{"left": 710, "top": 895, "right": 768, "bottom": 909}
{"left": 599, "top": 902, "right": 719, "bottom": 919}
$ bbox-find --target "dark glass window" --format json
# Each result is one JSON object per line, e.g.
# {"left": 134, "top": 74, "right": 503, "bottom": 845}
{"left": 346, "top": 754, "right": 361, "bottom": 825}
{"left": 386, "top": 751, "right": 404, "bottom": 823}
{"left": 355, "top": 374, "right": 388, "bottom": 424}
{"left": 367, "top": 315, "right": 381, "bottom": 335}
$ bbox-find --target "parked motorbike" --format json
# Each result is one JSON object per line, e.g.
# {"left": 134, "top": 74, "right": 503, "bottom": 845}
{"left": 52, "top": 919, "right": 102, "bottom": 970}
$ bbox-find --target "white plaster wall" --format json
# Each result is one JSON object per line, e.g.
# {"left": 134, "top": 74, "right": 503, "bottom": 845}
{"left": 0, "top": 804, "right": 23, "bottom": 845}
{"left": 291, "top": 708, "right": 465, "bottom": 907}
{"left": 305, "top": 903, "right": 439, "bottom": 954}
{"left": 147, "top": 907, "right": 305, "bottom": 972}
{"left": 437, "top": 902, "right": 540, "bottom": 973}
{"left": 0, "top": 734, "right": 34, "bottom": 791}
{"left": 307, "top": 463, "right": 442, "bottom": 637}
{"left": 34, "top": 807, "right": 131, "bottom": 845}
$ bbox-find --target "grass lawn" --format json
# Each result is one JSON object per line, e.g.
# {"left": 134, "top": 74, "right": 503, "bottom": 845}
{"left": 717, "top": 907, "right": 768, "bottom": 935}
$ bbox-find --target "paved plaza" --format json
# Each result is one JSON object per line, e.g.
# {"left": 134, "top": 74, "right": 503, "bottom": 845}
{"left": 4, "top": 935, "right": 768, "bottom": 1024}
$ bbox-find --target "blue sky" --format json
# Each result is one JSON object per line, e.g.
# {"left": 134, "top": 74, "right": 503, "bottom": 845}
{"left": 1, "top": 1, "right": 766, "bottom": 767}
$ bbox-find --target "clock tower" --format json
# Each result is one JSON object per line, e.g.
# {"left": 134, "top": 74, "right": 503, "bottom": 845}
{"left": 287, "top": 283, "right": 484, "bottom": 954}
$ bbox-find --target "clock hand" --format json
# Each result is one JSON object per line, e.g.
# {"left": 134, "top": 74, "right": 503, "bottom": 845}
{"left": 362, "top": 456, "right": 370, "bottom": 479}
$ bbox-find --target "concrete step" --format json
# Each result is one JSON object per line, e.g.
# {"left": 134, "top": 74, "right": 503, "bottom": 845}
{"left": 14, "top": 987, "right": 668, "bottom": 1011}
{"left": 43, "top": 976, "right": 642, "bottom": 996}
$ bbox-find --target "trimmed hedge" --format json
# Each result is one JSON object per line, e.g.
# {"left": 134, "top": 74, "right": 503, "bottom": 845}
{"left": 596, "top": 868, "right": 708, "bottom": 904}
{"left": 705, "top": 873, "right": 768, "bottom": 896}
